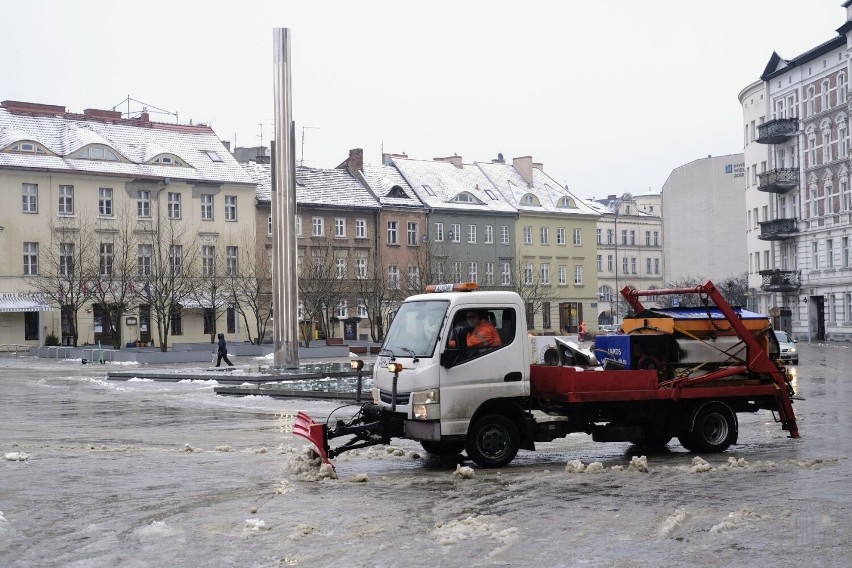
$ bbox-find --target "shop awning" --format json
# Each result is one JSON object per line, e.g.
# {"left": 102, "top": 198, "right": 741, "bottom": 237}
{"left": 0, "top": 294, "right": 54, "bottom": 313}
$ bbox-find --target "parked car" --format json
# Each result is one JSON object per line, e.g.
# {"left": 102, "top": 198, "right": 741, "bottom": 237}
{"left": 774, "top": 330, "right": 798, "bottom": 365}
{"left": 597, "top": 324, "right": 619, "bottom": 335}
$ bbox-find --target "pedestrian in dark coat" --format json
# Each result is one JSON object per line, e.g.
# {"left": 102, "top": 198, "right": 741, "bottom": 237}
{"left": 216, "top": 333, "right": 233, "bottom": 367}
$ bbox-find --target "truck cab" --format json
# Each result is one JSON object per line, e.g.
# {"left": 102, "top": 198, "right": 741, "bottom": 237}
{"left": 372, "top": 283, "right": 530, "bottom": 464}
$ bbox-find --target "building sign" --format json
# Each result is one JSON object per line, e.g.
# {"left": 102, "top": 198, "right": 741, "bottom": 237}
{"left": 725, "top": 163, "right": 745, "bottom": 178}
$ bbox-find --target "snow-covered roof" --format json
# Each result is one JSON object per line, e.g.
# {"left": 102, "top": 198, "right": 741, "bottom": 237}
{"left": 475, "top": 161, "right": 598, "bottom": 217}
{"left": 390, "top": 157, "right": 516, "bottom": 214}
{"left": 245, "top": 162, "right": 379, "bottom": 209}
{"left": 361, "top": 163, "right": 425, "bottom": 209}
{"left": 0, "top": 104, "right": 253, "bottom": 185}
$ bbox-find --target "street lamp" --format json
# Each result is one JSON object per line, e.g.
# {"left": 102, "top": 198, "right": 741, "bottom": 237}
{"left": 613, "top": 197, "right": 622, "bottom": 326}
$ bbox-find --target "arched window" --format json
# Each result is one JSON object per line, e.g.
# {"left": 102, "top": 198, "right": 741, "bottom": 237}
{"left": 78, "top": 145, "right": 120, "bottom": 161}
{"left": 840, "top": 74, "right": 847, "bottom": 104}
{"left": 823, "top": 80, "right": 831, "bottom": 111}
{"left": 598, "top": 285, "right": 614, "bottom": 302}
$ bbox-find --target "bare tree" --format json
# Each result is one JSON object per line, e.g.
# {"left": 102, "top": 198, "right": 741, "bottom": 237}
{"left": 28, "top": 215, "right": 97, "bottom": 346}
{"left": 508, "top": 252, "right": 549, "bottom": 326}
{"left": 87, "top": 204, "right": 138, "bottom": 348}
{"left": 189, "top": 238, "right": 233, "bottom": 344}
{"left": 229, "top": 233, "right": 272, "bottom": 345}
{"left": 351, "top": 257, "right": 384, "bottom": 343}
{"left": 297, "top": 242, "right": 343, "bottom": 347}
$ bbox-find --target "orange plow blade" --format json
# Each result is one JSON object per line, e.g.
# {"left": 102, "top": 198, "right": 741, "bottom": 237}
{"left": 293, "top": 411, "right": 332, "bottom": 465}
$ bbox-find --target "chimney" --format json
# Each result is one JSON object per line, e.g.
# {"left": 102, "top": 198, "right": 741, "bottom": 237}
{"left": 139, "top": 112, "right": 150, "bottom": 123}
{"left": 83, "top": 108, "right": 122, "bottom": 121}
{"left": 221, "top": 140, "right": 231, "bottom": 152}
{"left": 336, "top": 148, "right": 364, "bottom": 173}
{"left": 492, "top": 152, "right": 505, "bottom": 163}
{"left": 434, "top": 155, "right": 463, "bottom": 168}
{"left": 607, "top": 194, "right": 617, "bottom": 200}
{"left": 532, "top": 162, "right": 543, "bottom": 171}
{"left": 512, "top": 156, "right": 534, "bottom": 187}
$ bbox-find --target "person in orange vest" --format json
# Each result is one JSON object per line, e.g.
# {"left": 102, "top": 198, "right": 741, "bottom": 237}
{"left": 578, "top": 321, "right": 587, "bottom": 342}
{"left": 450, "top": 310, "right": 502, "bottom": 349}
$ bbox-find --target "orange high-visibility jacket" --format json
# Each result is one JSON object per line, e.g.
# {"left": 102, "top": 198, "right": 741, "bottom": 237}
{"left": 467, "top": 321, "right": 502, "bottom": 348}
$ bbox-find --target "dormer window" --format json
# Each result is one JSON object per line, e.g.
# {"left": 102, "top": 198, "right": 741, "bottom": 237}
{"left": 423, "top": 184, "right": 436, "bottom": 196}
{"left": 149, "top": 154, "right": 187, "bottom": 167}
{"left": 78, "top": 145, "right": 120, "bottom": 161}
{"left": 387, "top": 185, "right": 408, "bottom": 198}
{"left": 451, "top": 192, "right": 481, "bottom": 204}
{"left": 557, "top": 196, "right": 576, "bottom": 208}
{"left": 522, "top": 194, "right": 541, "bottom": 206}
{"left": 205, "top": 150, "right": 223, "bottom": 162}
{"left": 7, "top": 141, "right": 47, "bottom": 154}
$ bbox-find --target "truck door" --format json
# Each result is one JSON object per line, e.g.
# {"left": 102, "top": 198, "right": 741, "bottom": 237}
{"left": 438, "top": 305, "right": 527, "bottom": 437}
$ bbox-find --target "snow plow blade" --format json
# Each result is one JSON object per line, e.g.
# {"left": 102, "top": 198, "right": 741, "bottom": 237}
{"left": 293, "top": 411, "right": 332, "bottom": 465}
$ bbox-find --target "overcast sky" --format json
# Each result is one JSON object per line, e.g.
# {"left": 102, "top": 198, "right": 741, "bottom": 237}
{"left": 0, "top": 0, "right": 846, "bottom": 200}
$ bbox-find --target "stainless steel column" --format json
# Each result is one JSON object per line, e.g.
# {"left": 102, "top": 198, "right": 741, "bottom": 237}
{"left": 272, "top": 28, "right": 299, "bottom": 368}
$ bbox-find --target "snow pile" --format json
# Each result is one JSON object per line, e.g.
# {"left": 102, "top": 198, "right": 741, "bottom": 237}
{"left": 282, "top": 446, "right": 338, "bottom": 481}
{"left": 628, "top": 455, "right": 649, "bottom": 473}
{"left": 4, "top": 452, "right": 30, "bottom": 461}
{"left": 564, "top": 459, "right": 585, "bottom": 473}
{"left": 288, "top": 524, "right": 316, "bottom": 540}
{"left": 127, "top": 377, "right": 153, "bottom": 382}
{"left": 385, "top": 446, "right": 406, "bottom": 457}
{"left": 136, "top": 520, "right": 179, "bottom": 541}
{"left": 350, "top": 473, "right": 369, "bottom": 483}
{"left": 690, "top": 457, "right": 712, "bottom": 473}
{"left": 216, "top": 445, "right": 234, "bottom": 452}
{"left": 710, "top": 508, "right": 770, "bottom": 533}
{"left": 725, "top": 457, "right": 748, "bottom": 468}
{"left": 182, "top": 443, "right": 201, "bottom": 453}
{"left": 584, "top": 462, "right": 605, "bottom": 474}
{"left": 0, "top": 511, "right": 8, "bottom": 534}
{"left": 243, "top": 518, "right": 270, "bottom": 533}
{"left": 433, "top": 514, "right": 519, "bottom": 555}
{"left": 453, "top": 464, "right": 475, "bottom": 479}
{"left": 658, "top": 508, "right": 688, "bottom": 538}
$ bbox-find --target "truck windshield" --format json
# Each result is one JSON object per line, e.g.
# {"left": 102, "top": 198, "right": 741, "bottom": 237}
{"left": 382, "top": 300, "right": 448, "bottom": 358}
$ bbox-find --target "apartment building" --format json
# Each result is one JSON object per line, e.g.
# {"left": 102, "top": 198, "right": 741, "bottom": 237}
{"left": 0, "top": 99, "right": 257, "bottom": 348}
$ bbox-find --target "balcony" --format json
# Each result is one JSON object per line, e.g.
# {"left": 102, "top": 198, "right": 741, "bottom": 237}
{"left": 757, "top": 168, "right": 798, "bottom": 193}
{"left": 758, "top": 218, "right": 798, "bottom": 241}
{"left": 756, "top": 117, "right": 798, "bottom": 144}
{"left": 759, "top": 269, "right": 801, "bottom": 292}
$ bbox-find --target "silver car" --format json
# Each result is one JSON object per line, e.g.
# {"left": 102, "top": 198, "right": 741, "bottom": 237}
{"left": 774, "top": 330, "right": 798, "bottom": 365}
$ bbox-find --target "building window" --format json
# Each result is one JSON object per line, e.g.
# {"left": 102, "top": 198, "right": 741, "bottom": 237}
{"left": 434, "top": 222, "right": 444, "bottom": 242}
{"left": 542, "top": 301, "right": 551, "bottom": 329}
{"left": 356, "top": 256, "right": 368, "bottom": 279}
{"left": 501, "top": 262, "right": 511, "bottom": 286}
{"left": 408, "top": 222, "right": 418, "bottom": 246}
{"left": 201, "top": 194, "right": 214, "bottom": 220}
{"left": 845, "top": 237, "right": 851, "bottom": 269}
{"left": 388, "top": 265, "right": 400, "bottom": 289}
{"left": 408, "top": 266, "right": 421, "bottom": 289}
{"left": 22, "top": 183, "right": 38, "bottom": 213}
{"left": 168, "top": 192, "right": 181, "bottom": 219}
{"left": 450, "top": 224, "right": 461, "bottom": 243}
{"left": 336, "top": 257, "right": 346, "bottom": 279}
{"left": 621, "top": 229, "right": 628, "bottom": 245}
{"left": 99, "top": 188, "right": 113, "bottom": 216}
{"left": 654, "top": 258, "right": 660, "bottom": 274}
{"left": 557, "top": 227, "right": 566, "bottom": 245}
{"left": 296, "top": 215, "right": 303, "bottom": 237}
{"left": 596, "top": 228, "right": 602, "bottom": 244}
{"left": 607, "top": 229, "right": 614, "bottom": 244}
{"left": 387, "top": 220, "right": 399, "bottom": 245}
{"left": 203, "top": 308, "right": 215, "bottom": 334}
{"left": 524, "top": 263, "right": 534, "bottom": 285}
{"left": 646, "top": 257, "right": 652, "bottom": 274}
{"left": 336, "top": 300, "right": 348, "bottom": 319}
{"left": 452, "top": 261, "right": 462, "bottom": 282}
{"left": 312, "top": 217, "right": 324, "bottom": 237}
{"left": 335, "top": 218, "right": 346, "bottom": 238}
{"left": 468, "top": 262, "right": 478, "bottom": 283}
{"left": 540, "top": 226, "right": 549, "bottom": 245}
{"left": 137, "top": 189, "right": 151, "bottom": 218}
{"left": 268, "top": 215, "right": 272, "bottom": 236}
{"left": 645, "top": 231, "right": 651, "bottom": 246}
{"left": 224, "top": 195, "right": 237, "bottom": 221}
{"left": 573, "top": 228, "right": 582, "bottom": 246}
{"left": 631, "top": 257, "right": 637, "bottom": 274}
{"left": 628, "top": 230, "right": 635, "bottom": 245}
{"left": 501, "top": 225, "right": 510, "bottom": 245}
{"left": 226, "top": 246, "right": 238, "bottom": 275}
{"left": 827, "top": 239, "right": 835, "bottom": 268}
{"left": 485, "top": 262, "right": 494, "bottom": 286}
{"left": 812, "top": 241, "right": 819, "bottom": 268}
{"left": 59, "top": 185, "right": 74, "bottom": 215}
{"left": 540, "top": 262, "right": 550, "bottom": 284}
{"left": 468, "top": 224, "right": 477, "bottom": 244}
{"left": 484, "top": 225, "right": 493, "bottom": 244}
{"left": 202, "top": 245, "right": 215, "bottom": 276}
{"left": 574, "top": 265, "right": 583, "bottom": 285}
{"left": 170, "top": 245, "right": 182, "bottom": 276}
{"left": 59, "top": 243, "right": 74, "bottom": 276}
{"left": 526, "top": 303, "right": 535, "bottom": 330}
{"left": 171, "top": 306, "right": 183, "bottom": 336}
{"left": 357, "top": 300, "right": 368, "bottom": 318}
{"left": 100, "top": 243, "right": 114, "bottom": 276}
{"left": 597, "top": 255, "right": 603, "bottom": 272}
{"left": 138, "top": 244, "right": 152, "bottom": 276}
{"left": 523, "top": 226, "right": 532, "bottom": 245}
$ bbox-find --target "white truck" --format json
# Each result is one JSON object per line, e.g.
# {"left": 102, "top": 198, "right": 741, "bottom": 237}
{"left": 295, "top": 282, "right": 799, "bottom": 468}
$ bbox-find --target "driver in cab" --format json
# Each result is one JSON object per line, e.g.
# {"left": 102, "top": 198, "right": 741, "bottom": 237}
{"left": 449, "top": 309, "right": 502, "bottom": 349}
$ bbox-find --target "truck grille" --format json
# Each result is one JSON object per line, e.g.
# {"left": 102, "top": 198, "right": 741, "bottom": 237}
{"left": 379, "top": 390, "right": 410, "bottom": 405}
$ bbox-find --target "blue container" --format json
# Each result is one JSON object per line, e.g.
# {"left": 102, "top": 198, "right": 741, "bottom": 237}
{"left": 594, "top": 335, "right": 632, "bottom": 368}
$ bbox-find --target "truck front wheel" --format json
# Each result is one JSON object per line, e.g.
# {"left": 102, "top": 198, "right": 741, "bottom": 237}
{"left": 677, "top": 402, "right": 738, "bottom": 453}
{"left": 466, "top": 415, "right": 520, "bottom": 468}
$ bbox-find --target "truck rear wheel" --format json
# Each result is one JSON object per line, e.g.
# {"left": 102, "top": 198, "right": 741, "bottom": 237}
{"left": 677, "top": 402, "right": 738, "bottom": 453}
{"left": 420, "top": 440, "right": 465, "bottom": 458}
{"left": 466, "top": 414, "right": 520, "bottom": 468}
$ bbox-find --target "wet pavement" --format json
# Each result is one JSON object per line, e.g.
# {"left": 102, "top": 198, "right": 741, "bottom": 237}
{"left": 0, "top": 345, "right": 850, "bottom": 567}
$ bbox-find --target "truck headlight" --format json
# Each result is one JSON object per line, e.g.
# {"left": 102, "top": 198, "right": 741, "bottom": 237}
{"left": 411, "top": 389, "right": 440, "bottom": 420}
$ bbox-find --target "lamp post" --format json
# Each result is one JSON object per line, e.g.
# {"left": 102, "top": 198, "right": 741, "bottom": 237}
{"left": 613, "top": 197, "right": 621, "bottom": 326}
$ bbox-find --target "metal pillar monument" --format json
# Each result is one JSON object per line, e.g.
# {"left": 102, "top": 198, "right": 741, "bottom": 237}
{"left": 272, "top": 28, "right": 299, "bottom": 369}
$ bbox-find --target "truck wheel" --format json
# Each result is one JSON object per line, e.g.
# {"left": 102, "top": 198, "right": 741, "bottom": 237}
{"left": 420, "top": 440, "right": 465, "bottom": 458}
{"left": 677, "top": 402, "right": 738, "bottom": 453}
{"left": 466, "top": 415, "right": 520, "bottom": 468}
